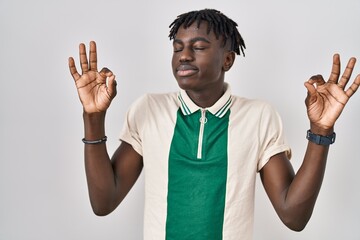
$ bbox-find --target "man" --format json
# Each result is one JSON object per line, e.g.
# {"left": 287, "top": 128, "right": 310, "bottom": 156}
{"left": 68, "top": 9, "right": 360, "bottom": 240}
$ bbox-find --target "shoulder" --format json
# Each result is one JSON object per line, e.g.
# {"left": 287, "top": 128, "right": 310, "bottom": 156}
{"left": 231, "top": 95, "right": 277, "bottom": 114}
{"left": 229, "top": 96, "right": 283, "bottom": 129}
{"left": 145, "top": 92, "right": 178, "bottom": 104}
{"left": 129, "top": 92, "right": 178, "bottom": 109}
{"left": 126, "top": 92, "right": 179, "bottom": 120}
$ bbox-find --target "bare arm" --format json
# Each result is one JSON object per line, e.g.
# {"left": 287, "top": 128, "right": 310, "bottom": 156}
{"left": 260, "top": 54, "right": 360, "bottom": 231}
{"left": 69, "top": 41, "right": 143, "bottom": 216}
{"left": 260, "top": 144, "right": 328, "bottom": 231}
{"left": 82, "top": 113, "right": 143, "bottom": 216}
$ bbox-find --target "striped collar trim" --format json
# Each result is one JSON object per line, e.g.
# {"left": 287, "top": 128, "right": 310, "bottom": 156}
{"left": 177, "top": 83, "right": 232, "bottom": 118}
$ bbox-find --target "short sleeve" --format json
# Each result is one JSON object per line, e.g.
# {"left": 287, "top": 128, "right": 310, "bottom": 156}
{"left": 119, "top": 95, "right": 148, "bottom": 156}
{"left": 257, "top": 103, "right": 291, "bottom": 171}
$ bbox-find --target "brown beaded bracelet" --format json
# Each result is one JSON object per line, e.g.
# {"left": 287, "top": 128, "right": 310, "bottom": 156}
{"left": 82, "top": 136, "right": 107, "bottom": 144}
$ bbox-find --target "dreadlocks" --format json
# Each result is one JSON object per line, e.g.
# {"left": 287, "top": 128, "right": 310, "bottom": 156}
{"left": 168, "top": 9, "right": 246, "bottom": 56}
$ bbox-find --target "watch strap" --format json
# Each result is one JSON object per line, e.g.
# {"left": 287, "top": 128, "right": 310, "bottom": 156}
{"left": 306, "top": 130, "right": 336, "bottom": 146}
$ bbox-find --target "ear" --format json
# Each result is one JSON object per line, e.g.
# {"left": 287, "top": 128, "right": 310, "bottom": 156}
{"left": 222, "top": 51, "right": 236, "bottom": 72}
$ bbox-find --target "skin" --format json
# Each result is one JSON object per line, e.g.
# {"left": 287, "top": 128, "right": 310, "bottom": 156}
{"left": 68, "top": 21, "right": 360, "bottom": 231}
{"left": 171, "top": 23, "right": 235, "bottom": 107}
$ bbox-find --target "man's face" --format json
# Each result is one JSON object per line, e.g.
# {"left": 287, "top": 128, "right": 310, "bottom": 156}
{"left": 171, "top": 22, "right": 231, "bottom": 92}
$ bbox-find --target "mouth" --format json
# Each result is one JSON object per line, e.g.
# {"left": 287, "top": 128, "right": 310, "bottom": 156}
{"left": 176, "top": 64, "right": 198, "bottom": 77}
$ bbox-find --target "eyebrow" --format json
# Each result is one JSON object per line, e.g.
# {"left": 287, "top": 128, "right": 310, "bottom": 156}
{"left": 173, "top": 37, "right": 211, "bottom": 45}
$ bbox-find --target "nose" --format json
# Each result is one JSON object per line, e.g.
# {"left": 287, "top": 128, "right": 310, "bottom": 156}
{"left": 179, "top": 47, "right": 194, "bottom": 62}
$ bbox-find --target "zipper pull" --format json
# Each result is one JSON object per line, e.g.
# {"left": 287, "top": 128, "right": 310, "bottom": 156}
{"left": 197, "top": 109, "right": 207, "bottom": 159}
{"left": 199, "top": 109, "right": 208, "bottom": 124}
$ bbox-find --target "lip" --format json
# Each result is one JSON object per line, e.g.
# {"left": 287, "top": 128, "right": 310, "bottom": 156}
{"left": 176, "top": 64, "right": 198, "bottom": 77}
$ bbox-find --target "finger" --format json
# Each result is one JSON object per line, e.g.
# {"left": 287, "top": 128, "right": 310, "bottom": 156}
{"left": 89, "top": 41, "right": 98, "bottom": 71}
{"left": 107, "top": 75, "right": 117, "bottom": 98}
{"left": 304, "top": 81, "right": 317, "bottom": 95}
{"left": 79, "top": 43, "right": 89, "bottom": 74}
{"left": 304, "top": 80, "right": 318, "bottom": 106}
{"left": 99, "top": 67, "right": 112, "bottom": 79}
{"left": 338, "top": 57, "right": 356, "bottom": 89}
{"left": 328, "top": 53, "right": 341, "bottom": 84}
{"left": 345, "top": 74, "right": 360, "bottom": 98}
{"left": 304, "top": 75, "right": 325, "bottom": 105}
{"left": 68, "top": 57, "right": 81, "bottom": 81}
{"left": 308, "top": 74, "right": 326, "bottom": 88}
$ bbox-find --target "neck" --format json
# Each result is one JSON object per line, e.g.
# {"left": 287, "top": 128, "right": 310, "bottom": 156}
{"left": 185, "top": 82, "right": 226, "bottom": 108}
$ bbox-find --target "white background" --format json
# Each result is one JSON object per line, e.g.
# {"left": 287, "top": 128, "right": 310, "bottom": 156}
{"left": 1, "top": 0, "right": 359, "bottom": 239}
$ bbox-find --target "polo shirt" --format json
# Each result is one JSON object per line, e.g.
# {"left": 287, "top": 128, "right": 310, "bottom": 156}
{"left": 120, "top": 83, "right": 291, "bottom": 240}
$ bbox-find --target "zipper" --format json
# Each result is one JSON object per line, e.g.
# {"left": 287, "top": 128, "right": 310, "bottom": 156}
{"left": 197, "top": 109, "right": 207, "bottom": 159}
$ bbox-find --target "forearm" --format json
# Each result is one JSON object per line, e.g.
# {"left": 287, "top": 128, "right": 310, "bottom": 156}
{"left": 284, "top": 144, "right": 328, "bottom": 228}
{"left": 83, "top": 112, "right": 118, "bottom": 215}
{"left": 281, "top": 126, "right": 332, "bottom": 230}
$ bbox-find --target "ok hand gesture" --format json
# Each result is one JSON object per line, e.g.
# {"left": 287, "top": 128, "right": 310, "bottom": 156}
{"left": 305, "top": 54, "right": 360, "bottom": 130}
{"left": 69, "top": 41, "right": 117, "bottom": 113}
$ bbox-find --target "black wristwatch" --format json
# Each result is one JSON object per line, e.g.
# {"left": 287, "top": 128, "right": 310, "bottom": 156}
{"left": 306, "top": 130, "right": 336, "bottom": 146}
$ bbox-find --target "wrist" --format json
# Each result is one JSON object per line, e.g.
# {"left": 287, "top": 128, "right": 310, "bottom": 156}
{"left": 82, "top": 136, "right": 107, "bottom": 144}
{"left": 83, "top": 111, "right": 106, "bottom": 140}
{"left": 306, "top": 129, "right": 336, "bottom": 146}
{"left": 83, "top": 110, "right": 106, "bottom": 119}
{"left": 309, "top": 123, "right": 334, "bottom": 136}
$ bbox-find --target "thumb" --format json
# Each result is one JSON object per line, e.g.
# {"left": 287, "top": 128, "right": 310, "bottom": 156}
{"left": 304, "top": 81, "right": 317, "bottom": 106}
{"left": 107, "top": 75, "right": 117, "bottom": 99}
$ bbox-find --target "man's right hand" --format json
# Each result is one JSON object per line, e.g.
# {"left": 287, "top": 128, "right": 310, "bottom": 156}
{"left": 68, "top": 41, "right": 117, "bottom": 113}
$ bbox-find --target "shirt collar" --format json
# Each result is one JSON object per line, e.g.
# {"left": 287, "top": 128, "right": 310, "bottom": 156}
{"left": 177, "top": 83, "right": 232, "bottom": 118}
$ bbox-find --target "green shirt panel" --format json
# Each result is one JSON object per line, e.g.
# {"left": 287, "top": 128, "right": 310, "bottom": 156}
{"left": 166, "top": 109, "right": 230, "bottom": 240}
